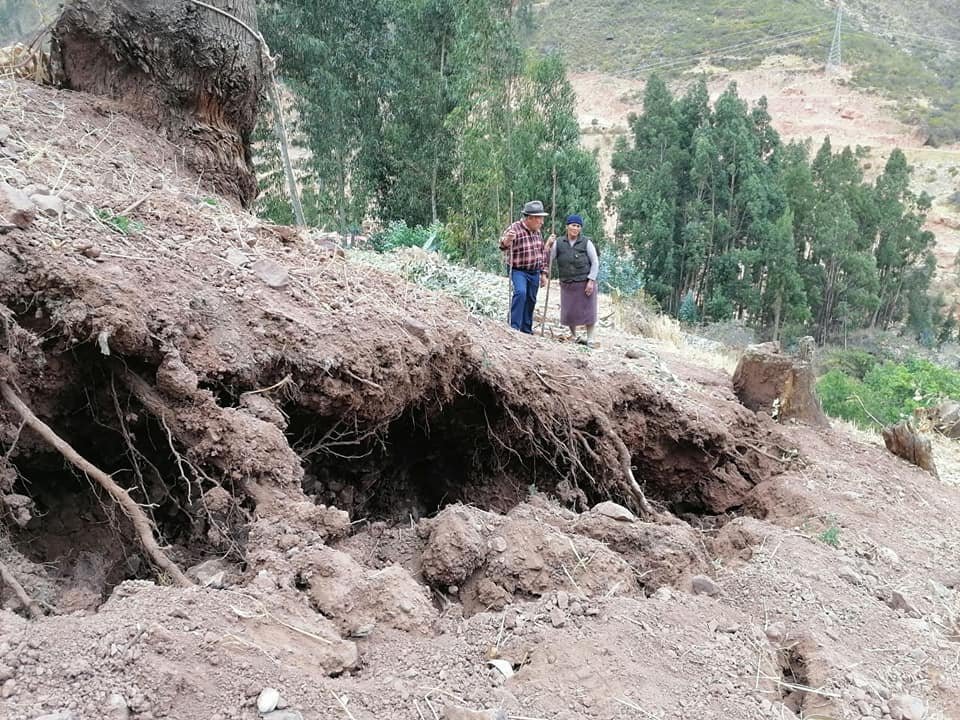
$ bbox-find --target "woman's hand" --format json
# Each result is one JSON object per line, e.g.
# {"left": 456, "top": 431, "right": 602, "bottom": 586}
{"left": 585, "top": 280, "right": 596, "bottom": 297}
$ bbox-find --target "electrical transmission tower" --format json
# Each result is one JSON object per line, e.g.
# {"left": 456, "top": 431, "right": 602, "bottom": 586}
{"left": 826, "top": 1, "right": 843, "bottom": 73}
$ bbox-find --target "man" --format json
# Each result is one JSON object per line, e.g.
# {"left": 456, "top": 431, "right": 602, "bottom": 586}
{"left": 548, "top": 214, "right": 599, "bottom": 346}
{"left": 499, "top": 200, "right": 556, "bottom": 334}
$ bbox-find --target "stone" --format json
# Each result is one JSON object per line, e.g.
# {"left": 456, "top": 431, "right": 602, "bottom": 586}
{"left": 549, "top": 607, "right": 566, "bottom": 628}
{"left": 30, "top": 193, "right": 65, "bottom": 218}
{"left": 257, "top": 688, "right": 281, "bottom": 713}
{"left": 888, "top": 694, "right": 925, "bottom": 720}
{"left": 691, "top": 574, "right": 721, "bottom": 597}
{"left": 187, "top": 558, "right": 236, "bottom": 588}
{"left": 591, "top": 500, "right": 636, "bottom": 523}
{"left": 1, "top": 181, "right": 35, "bottom": 230}
{"left": 262, "top": 712, "right": 303, "bottom": 720}
{"left": 107, "top": 693, "right": 130, "bottom": 720}
{"left": 402, "top": 318, "right": 430, "bottom": 342}
{"left": 625, "top": 348, "right": 641, "bottom": 359}
{"left": 651, "top": 587, "right": 673, "bottom": 602}
{"left": 888, "top": 590, "right": 921, "bottom": 617}
{"left": 876, "top": 546, "right": 900, "bottom": 565}
{"left": 1, "top": 678, "right": 15, "bottom": 697}
{"left": 251, "top": 258, "right": 290, "bottom": 288}
{"left": 837, "top": 566, "right": 863, "bottom": 585}
{"left": 225, "top": 247, "right": 250, "bottom": 268}
{"left": 764, "top": 622, "right": 786, "bottom": 643}
{"left": 0, "top": 124, "right": 9, "bottom": 142}
{"left": 2, "top": 493, "right": 34, "bottom": 527}
{"left": 556, "top": 591, "right": 570, "bottom": 610}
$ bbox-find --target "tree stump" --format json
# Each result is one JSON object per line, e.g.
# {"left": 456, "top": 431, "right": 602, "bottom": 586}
{"left": 732, "top": 342, "right": 829, "bottom": 426}
{"left": 51, "top": 0, "right": 264, "bottom": 206}
{"left": 882, "top": 420, "right": 938, "bottom": 478}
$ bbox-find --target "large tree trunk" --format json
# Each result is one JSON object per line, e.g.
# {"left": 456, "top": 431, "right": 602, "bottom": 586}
{"left": 51, "top": 0, "right": 263, "bottom": 206}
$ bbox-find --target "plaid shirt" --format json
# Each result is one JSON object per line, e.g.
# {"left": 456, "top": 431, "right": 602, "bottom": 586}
{"left": 499, "top": 219, "right": 547, "bottom": 272}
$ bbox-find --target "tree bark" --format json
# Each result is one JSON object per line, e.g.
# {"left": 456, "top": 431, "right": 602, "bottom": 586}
{"left": 51, "top": 0, "right": 264, "bottom": 206}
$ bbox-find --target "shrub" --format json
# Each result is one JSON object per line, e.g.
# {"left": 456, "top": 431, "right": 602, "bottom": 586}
{"left": 677, "top": 290, "right": 699, "bottom": 325}
{"left": 817, "top": 357, "right": 960, "bottom": 428}
{"left": 598, "top": 251, "right": 644, "bottom": 297}
{"left": 372, "top": 220, "right": 446, "bottom": 253}
{"left": 820, "top": 349, "right": 879, "bottom": 380}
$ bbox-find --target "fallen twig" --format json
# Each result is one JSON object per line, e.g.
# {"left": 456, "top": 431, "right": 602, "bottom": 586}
{"left": 0, "top": 558, "right": 43, "bottom": 619}
{"left": 332, "top": 690, "right": 358, "bottom": 720}
{"left": 119, "top": 191, "right": 151, "bottom": 217}
{"left": 0, "top": 380, "right": 191, "bottom": 587}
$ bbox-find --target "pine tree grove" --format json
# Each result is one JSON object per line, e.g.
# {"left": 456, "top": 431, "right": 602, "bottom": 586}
{"left": 611, "top": 76, "right": 937, "bottom": 344}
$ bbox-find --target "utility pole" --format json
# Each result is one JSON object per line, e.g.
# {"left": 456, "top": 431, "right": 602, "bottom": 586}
{"left": 826, "top": 0, "right": 843, "bottom": 73}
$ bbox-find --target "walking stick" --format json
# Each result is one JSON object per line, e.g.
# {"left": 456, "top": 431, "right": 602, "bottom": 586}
{"left": 539, "top": 165, "right": 557, "bottom": 337}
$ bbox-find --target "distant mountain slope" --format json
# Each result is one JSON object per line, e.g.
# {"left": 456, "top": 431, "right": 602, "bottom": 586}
{"left": 532, "top": 0, "right": 960, "bottom": 145}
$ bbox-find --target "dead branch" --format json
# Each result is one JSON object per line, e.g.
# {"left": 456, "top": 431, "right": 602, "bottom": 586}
{"left": 0, "top": 381, "right": 192, "bottom": 587}
{"left": 0, "top": 557, "right": 43, "bottom": 619}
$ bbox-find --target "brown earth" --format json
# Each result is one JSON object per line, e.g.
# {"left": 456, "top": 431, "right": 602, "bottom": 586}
{"left": 0, "top": 77, "right": 959, "bottom": 720}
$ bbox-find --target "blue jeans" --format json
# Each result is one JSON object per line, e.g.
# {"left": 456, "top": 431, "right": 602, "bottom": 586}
{"left": 510, "top": 269, "right": 540, "bottom": 333}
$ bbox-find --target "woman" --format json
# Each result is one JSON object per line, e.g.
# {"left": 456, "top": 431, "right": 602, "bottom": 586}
{"left": 548, "top": 214, "right": 599, "bottom": 346}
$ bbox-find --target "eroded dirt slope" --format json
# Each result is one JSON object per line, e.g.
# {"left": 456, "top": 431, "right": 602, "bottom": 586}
{"left": 0, "top": 77, "right": 958, "bottom": 720}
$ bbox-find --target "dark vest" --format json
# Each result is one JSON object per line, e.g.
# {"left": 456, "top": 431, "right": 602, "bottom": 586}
{"left": 556, "top": 235, "right": 591, "bottom": 282}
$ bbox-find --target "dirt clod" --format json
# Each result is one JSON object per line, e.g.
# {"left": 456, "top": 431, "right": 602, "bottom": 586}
{"left": 421, "top": 506, "right": 488, "bottom": 588}
{"left": 690, "top": 574, "right": 721, "bottom": 597}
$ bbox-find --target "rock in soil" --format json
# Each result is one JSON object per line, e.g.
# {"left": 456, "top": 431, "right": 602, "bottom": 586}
{"left": 889, "top": 694, "right": 926, "bottom": 720}
{"left": 1, "top": 181, "right": 35, "bottom": 230}
{"left": 691, "top": 574, "right": 721, "bottom": 597}
{"left": 441, "top": 705, "right": 508, "bottom": 720}
{"left": 30, "top": 193, "right": 65, "bottom": 218}
{"left": 257, "top": 687, "right": 281, "bottom": 713}
{"left": 251, "top": 257, "right": 290, "bottom": 288}
{"left": 421, "top": 506, "right": 488, "bottom": 587}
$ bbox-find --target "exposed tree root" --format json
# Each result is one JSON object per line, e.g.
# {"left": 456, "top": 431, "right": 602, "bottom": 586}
{"left": 0, "top": 380, "right": 192, "bottom": 588}
{"left": 592, "top": 410, "right": 656, "bottom": 518}
{"left": 0, "top": 556, "right": 42, "bottom": 619}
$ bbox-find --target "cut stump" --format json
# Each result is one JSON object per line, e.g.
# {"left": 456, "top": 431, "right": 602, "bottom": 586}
{"left": 882, "top": 421, "right": 938, "bottom": 478}
{"left": 732, "top": 342, "right": 828, "bottom": 426}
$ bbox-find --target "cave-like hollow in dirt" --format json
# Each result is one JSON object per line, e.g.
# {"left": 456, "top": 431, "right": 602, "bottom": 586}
{"left": 3, "top": 338, "right": 771, "bottom": 609}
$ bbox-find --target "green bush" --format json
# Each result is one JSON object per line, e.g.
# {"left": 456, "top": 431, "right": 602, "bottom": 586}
{"left": 820, "top": 349, "right": 879, "bottom": 380}
{"left": 372, "top": 220, "right": 447, "bottom": 253}
{"left": 678, "top": 290, "right": 699, "bottom": 325}
{"left": 598, "top": 252, "right": 644, "bottom": 296}
{"left": 817, "top": 357, "right": 960, "bottom": 428}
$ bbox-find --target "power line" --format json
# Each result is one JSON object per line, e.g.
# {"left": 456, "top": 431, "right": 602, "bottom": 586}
{"left": 827, "top": 1, "right": 843, "bottom": 73}
{"left": 626, "top": 24, "right": 832, "bottom": 76}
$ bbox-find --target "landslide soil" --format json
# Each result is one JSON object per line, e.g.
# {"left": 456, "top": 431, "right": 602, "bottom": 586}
{"left": 0, "top": 78, "right": 959, "bottom": 720}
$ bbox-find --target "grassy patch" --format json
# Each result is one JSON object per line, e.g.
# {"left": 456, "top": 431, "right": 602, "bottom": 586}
{"left": 95, "top": 209, "right": 144, "bottom": 235}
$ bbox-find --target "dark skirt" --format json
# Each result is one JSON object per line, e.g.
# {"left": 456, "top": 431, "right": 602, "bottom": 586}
{"left": 560, "top": 280, "right": 598, "bottom": 326}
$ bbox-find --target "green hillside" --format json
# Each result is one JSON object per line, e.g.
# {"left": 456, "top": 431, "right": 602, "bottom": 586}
{"left": 532, "top": 0, "right": 960, "bottom": 145}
